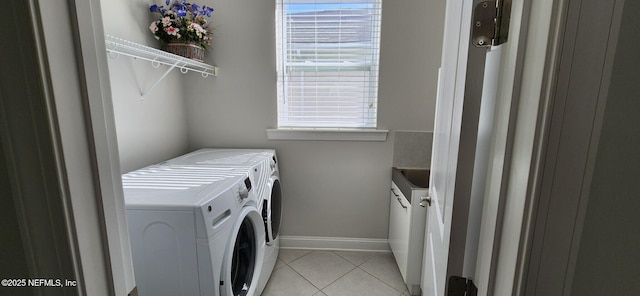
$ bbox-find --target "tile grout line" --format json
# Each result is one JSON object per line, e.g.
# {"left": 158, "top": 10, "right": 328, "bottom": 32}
{"left": 318, "top": 265, "right": 359, "bottom": 294}
{"left": 276, "top": 250, "right": 408, "bottom": 296}
{"left": 281, "top": 251, "right": 347, "bottom": 293}
{"left": 295, "top": 250, "right": 358, "bottom": 292}
{"left": 320, "top": 250, "right": 364, "bottom": 293}
{"left": 282, "top": 252, "right": 323, "bottom": 293}
{"left": 283, "top": 263, "right": 322, "bottom": 293}
{"left": 351, "top": 252, "right": 409, "bottom": 294}
{"left": 332, "top": 250, "right": 378, "bottom": 267}
{"left": 358, "top": 267, "right": 407, "bottom": 294}
{"left": 284, "top": 250, "right": 313, "bottom": 265}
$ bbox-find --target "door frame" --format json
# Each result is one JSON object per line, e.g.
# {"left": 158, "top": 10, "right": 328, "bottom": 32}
{"left": 486, "top": 0, "right": 571, "bottom": 294}
{"left": 484, "top": 0, "right": 626, "bottom": 295}
{"left": 485, "top": 0, "right": 575, "bottom": 294}
{"left": 513, "top": 0, "right": 625, "bottom": 295}
{"left": 9, "top": 0, "right": 135, "bottom": 294}
{"left": 438, "top": 0, "right": 571, "bottom": 293}
{"left": 472, "top": 0, "right": 600, "bottom": 294}
{"left": 424, "top": 0, "right": 566, "bottom": 293}
{"left": 71, "top": 0, "right": 136, "bottom": 294}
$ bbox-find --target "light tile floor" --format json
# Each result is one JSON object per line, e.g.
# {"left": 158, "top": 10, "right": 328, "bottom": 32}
{"left": 261, "top": 249, "right": 411, "bottom": 296}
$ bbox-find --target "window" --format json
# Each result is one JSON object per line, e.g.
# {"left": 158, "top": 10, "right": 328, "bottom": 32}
{"left": 276, "top": 0, "right": 382, "bottom": 128}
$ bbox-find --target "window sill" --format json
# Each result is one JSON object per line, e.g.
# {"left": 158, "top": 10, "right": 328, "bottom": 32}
{"left": 266, "top": 128, "right": 388, "bottom": 141}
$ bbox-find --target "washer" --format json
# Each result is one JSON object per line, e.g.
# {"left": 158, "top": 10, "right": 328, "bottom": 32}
{"left": 122, "top": 164, "right": 265, "bottom": 296}
{"left": 165, "top": 149, "right": 282, "bottom": 296}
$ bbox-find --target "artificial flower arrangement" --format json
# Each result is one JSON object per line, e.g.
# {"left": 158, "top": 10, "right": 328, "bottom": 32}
{"left": 149, "top": 0, "right": 214, "bottom": 58}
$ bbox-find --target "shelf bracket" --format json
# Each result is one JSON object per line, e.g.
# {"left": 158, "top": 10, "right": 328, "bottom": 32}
{"left": 140, "top": 60, "right": 182, "bottom": 100}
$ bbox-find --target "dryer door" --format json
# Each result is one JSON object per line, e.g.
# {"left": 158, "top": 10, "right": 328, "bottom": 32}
{"left": 220, "top": 206, "right": 265, "bottom": 296}
{"left": 263, "top": 177, "right": 282, "bottom": 246}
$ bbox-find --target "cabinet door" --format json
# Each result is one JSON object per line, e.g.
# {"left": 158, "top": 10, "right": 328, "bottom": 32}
{"left": 389, "top": 182, "right": 411, "bottom": 281}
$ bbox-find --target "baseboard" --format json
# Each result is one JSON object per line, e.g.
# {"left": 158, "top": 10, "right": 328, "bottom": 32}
{"left": 279, "top": 236, "right": 390, "bottom": 252}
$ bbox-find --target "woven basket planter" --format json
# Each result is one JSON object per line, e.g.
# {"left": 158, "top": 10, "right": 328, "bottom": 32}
{"left": 165, "top": 42, "right": 205, "bottom": 62}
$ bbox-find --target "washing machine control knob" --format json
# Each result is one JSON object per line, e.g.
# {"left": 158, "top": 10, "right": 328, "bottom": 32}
{"left": 238, "top": 184, "right": 250, "bottom": 200}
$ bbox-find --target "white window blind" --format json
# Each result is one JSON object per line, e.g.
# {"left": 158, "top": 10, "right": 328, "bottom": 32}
{"left": 276, "top": 0, "right": 382, "bottom": 128}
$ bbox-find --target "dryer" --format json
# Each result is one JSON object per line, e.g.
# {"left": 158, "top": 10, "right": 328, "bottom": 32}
{"left": 122, "top": 165, "right": 265, "bottom": 296}
{"left": 164, "top": 149, "right": 282, "bottom": 295}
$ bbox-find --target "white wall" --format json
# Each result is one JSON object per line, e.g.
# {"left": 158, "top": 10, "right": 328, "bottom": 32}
{"left": 571, "top": 1, "right": 640, "bottom": 293}
{"left": 101, "top": 0, "right": 190, "bottom": 173}
{"left": 184, "top": 0, "right": 445, "bottom": 239}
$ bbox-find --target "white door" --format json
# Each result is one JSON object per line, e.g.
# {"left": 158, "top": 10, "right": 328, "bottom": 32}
{"left": 422, "top": 0, "right": 514, "bottom": 295}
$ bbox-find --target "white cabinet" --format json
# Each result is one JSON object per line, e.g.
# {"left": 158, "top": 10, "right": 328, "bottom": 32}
{"left": 389, "top": 182, "right": 411, "bottom": 278}
{"left": 388, "top": 180, "right": 428, "bottom": 295}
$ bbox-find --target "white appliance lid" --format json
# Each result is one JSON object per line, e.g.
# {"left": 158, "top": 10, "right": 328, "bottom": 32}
{"left": 166, "top": 149, "right": 274, "bottom": 166}
{"left": 122, "top": 165, "right": 250, "bottom": 208}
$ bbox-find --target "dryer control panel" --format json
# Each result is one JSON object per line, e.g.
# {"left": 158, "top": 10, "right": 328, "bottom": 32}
{"left": 238, "top": 177, "right": 252, "bottom": 200}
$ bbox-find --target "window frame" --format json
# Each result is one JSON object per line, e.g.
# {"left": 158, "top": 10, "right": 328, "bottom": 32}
{"left": 275, "top": 0, "right": 383, "bottom": 131}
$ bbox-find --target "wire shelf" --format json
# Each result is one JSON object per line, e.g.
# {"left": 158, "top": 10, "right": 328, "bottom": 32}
{"left": 104, "top": 35, "right": 218, "bottom": 98}
{"left": 105, "top": 35, "right": 218, "bottom": 76}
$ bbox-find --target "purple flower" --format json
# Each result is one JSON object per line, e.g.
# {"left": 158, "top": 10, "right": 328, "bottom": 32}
{"left": 191, "top": 4, "right": 200, "bottom": 14}
{"left": 198, "top": 5, "right": 213, "bottom": 17}
{"left": 172, "top": 2, "right": 188, "bottom": 17}
{"left": 150, "top": 3, "right": 168, "bottom": 14}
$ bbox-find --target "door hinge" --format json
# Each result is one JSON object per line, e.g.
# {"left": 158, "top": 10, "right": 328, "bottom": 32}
{"left": 472, "top": 0, "right": 512, "bottom": 47}
{"left": 447, "top": 276, "right": 478, "bottom": 296}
